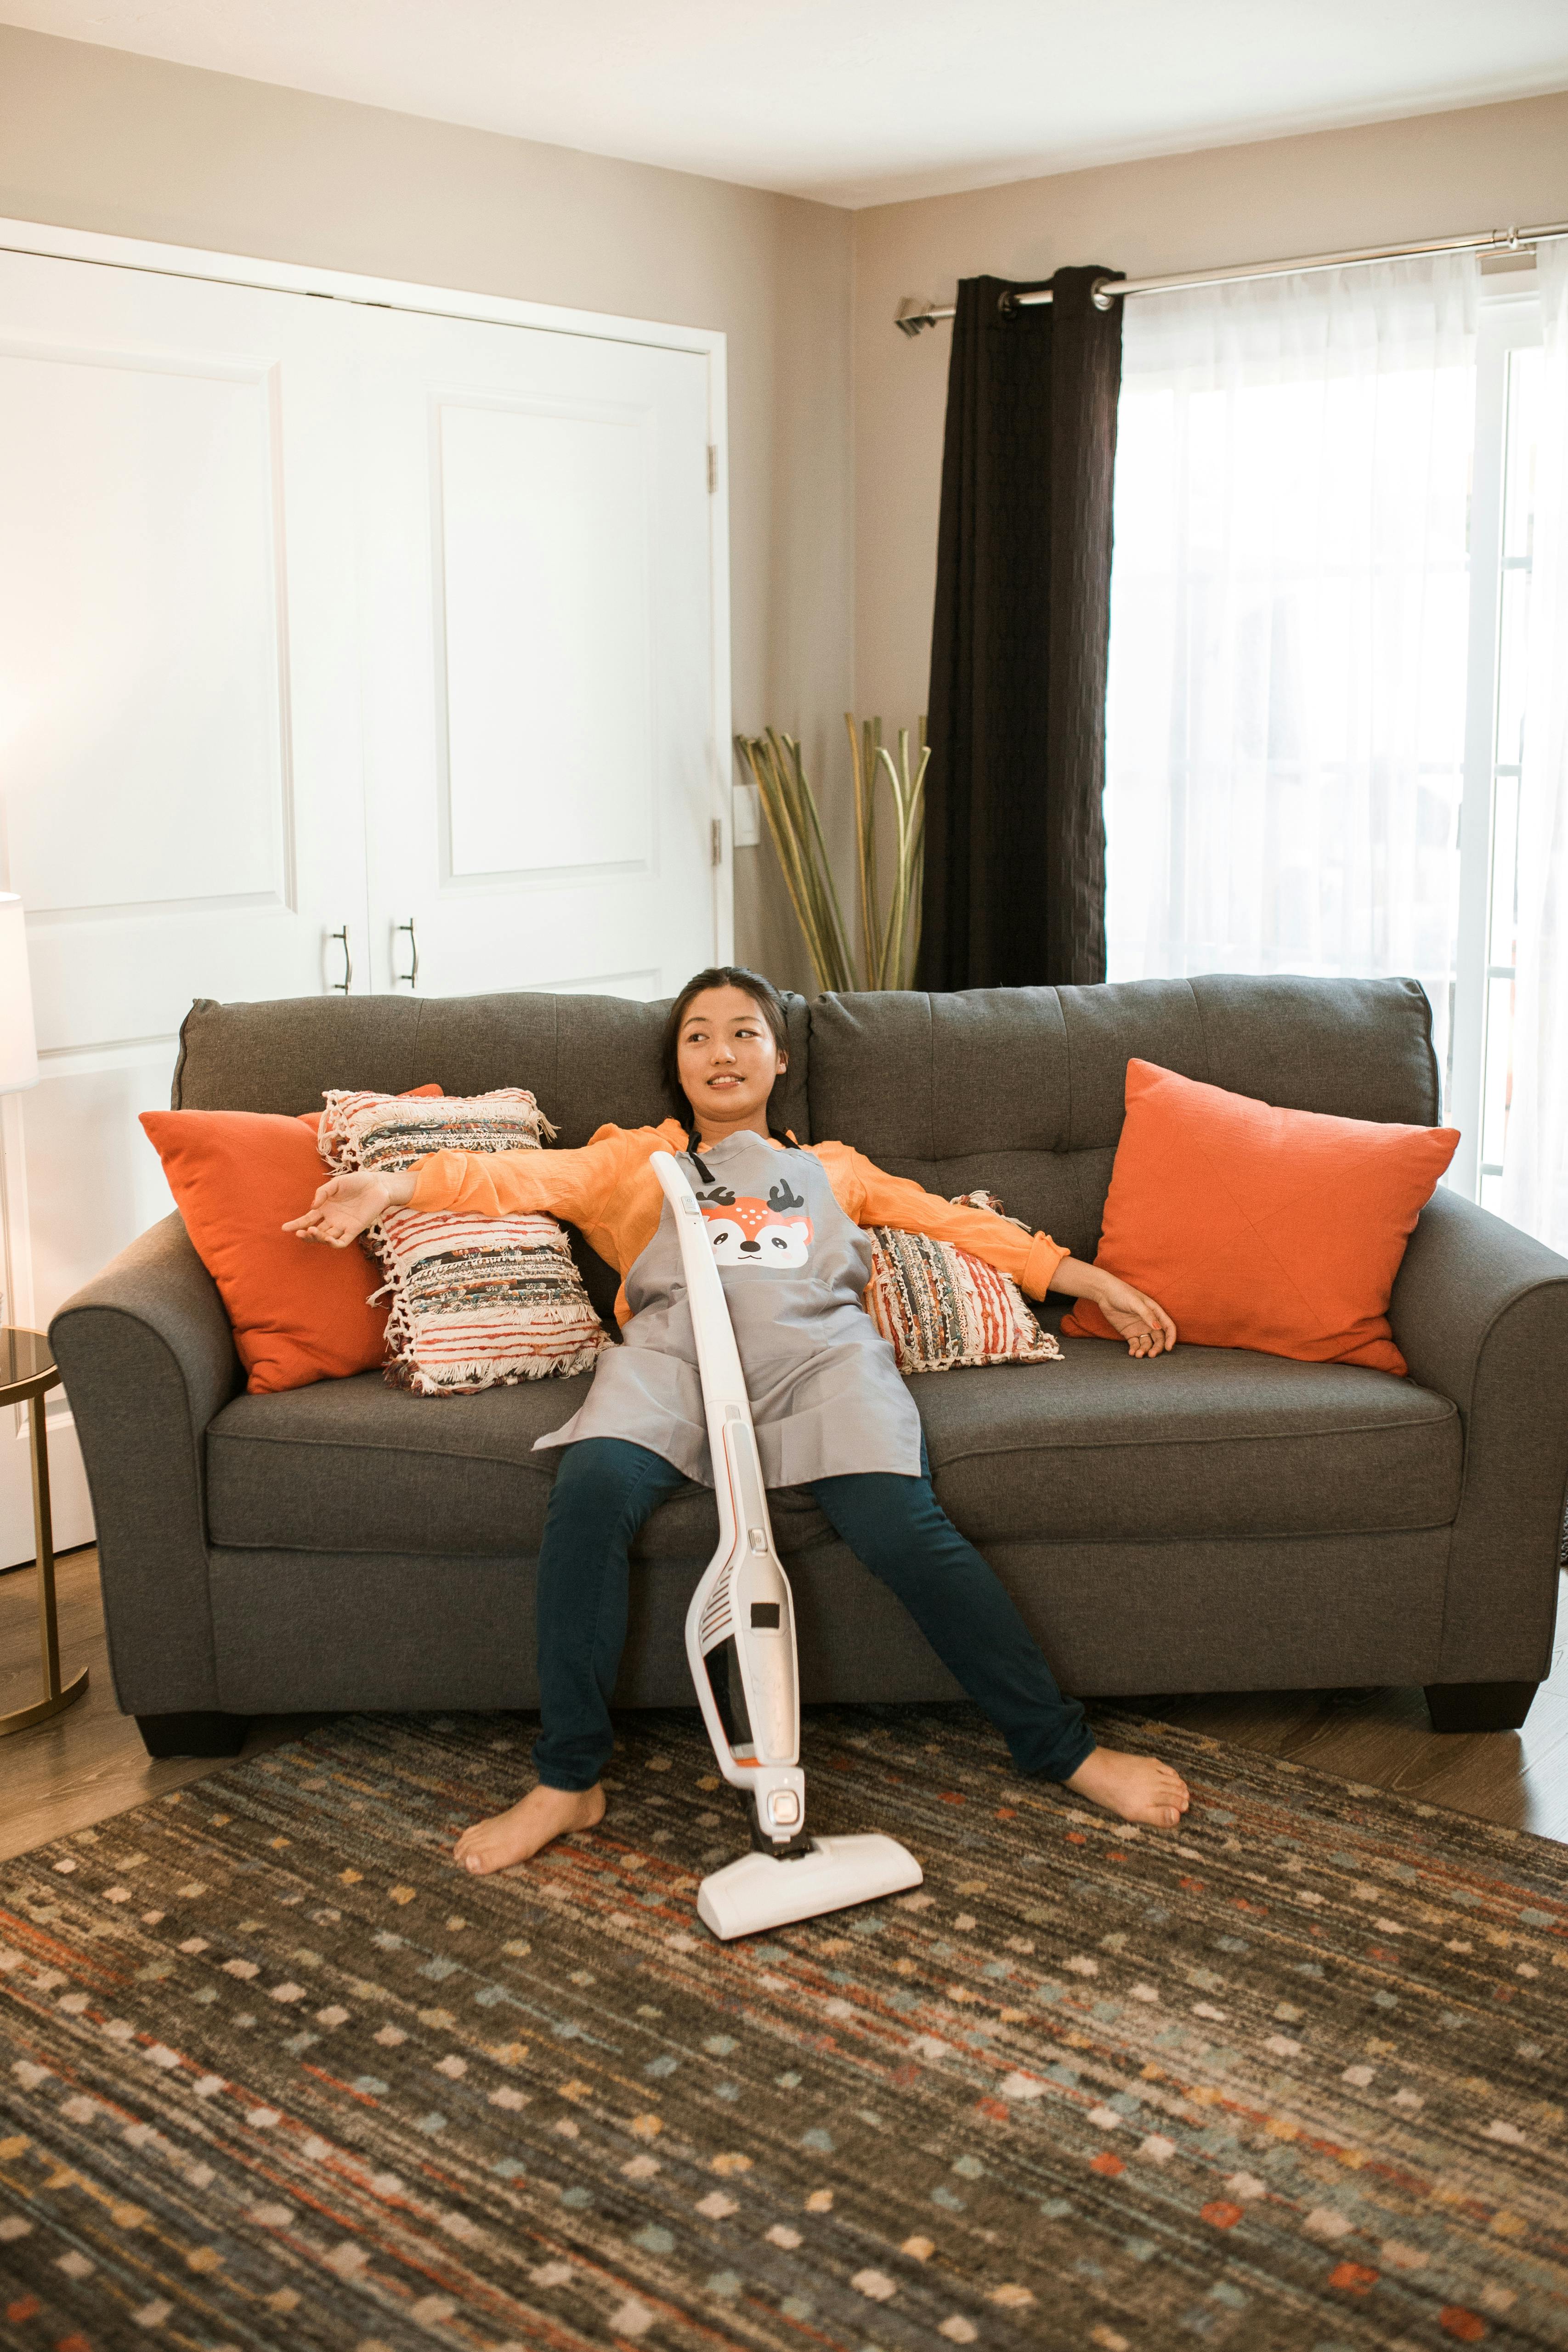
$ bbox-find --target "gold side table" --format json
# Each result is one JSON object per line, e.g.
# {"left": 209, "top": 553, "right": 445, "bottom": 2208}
{"left": 1, "top": 1326, "right": 88, "bottom": 1734}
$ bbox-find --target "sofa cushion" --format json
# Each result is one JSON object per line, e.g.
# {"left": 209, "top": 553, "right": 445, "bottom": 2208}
{"left": 864, "top": 1190, "right": 1063, "bottom": 1372}
{"left": 916, "top": 1335, "right": 1460, "bottom": 1542}
{"left": 208, "top": 1335, "right": 1460, "bottom": 1560}
{"left": 175, "top": 987, "right": 813, "bottom": 1145}
{"left": 805, "top": 977, "right": 1442, "bottom": 1261}
{"left": 317, "top": 1085, "right": 608, "bottom": 1394}
{"left": 1059, "top": 1060, "right": 1458, "bottom": 1375}
{"left": 205, "top": 1371, "right": 832, "bottom": 1561}
{"left": 140, "top": 1108, "right": 390, "bottom": 1395}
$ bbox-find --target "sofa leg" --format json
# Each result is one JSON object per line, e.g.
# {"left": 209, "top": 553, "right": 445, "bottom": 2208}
{"left": 136, "top": 1711, "right": 250, "bottom": 1760}
{"left": 1424, "top": 1682, "right": 1539, "bottom": 1734}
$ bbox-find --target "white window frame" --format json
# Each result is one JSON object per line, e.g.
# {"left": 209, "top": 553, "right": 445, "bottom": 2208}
{"left": 1448, "top": 274, "right": 1542, "bottom": 1195}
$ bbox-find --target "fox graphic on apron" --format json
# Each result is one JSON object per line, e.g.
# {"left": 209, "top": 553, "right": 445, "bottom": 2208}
{"left": 695, "top": 1171, "right": 813, "bottom": 1268}
{"left": 533, "top": 1132, "right": 922, "bottom": 1487}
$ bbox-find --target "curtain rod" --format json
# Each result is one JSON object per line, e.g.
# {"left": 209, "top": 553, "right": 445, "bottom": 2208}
{"left": 893, "top": 215, "right": 1568, "bottom": 335}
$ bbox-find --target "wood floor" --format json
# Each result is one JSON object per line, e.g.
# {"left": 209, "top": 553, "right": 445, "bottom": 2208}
{"left": 3, "top": 1547, "right": 1567, "bottom": 1862}
{"left": 1156, "top": 1648, "right": 1568, "bottom": 1839}
{"left": 0, "top": 1548, "right": 325, "bottom": 1863}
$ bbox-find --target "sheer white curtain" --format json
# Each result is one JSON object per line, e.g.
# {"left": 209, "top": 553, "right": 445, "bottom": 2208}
{"left": 1104, "top": 252, "right": 1479, "bottom": 1084}
{"left": 1501, "top": 238, "right": 1568, "bottom": 1249}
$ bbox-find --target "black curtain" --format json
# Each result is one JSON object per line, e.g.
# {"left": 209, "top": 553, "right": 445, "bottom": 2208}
{"left": 919, "top": 266, "right": 1124, "bottom": 990}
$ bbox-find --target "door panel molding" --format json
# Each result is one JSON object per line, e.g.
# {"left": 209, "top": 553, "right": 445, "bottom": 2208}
{"left": 432, "top": 393, "right": 660, "bottom": 890}
{"left": 0, "top": 341, "right": 294, "bottom": 923}
{"left": 27, "top": 890, "right": 291, "bottom": 928}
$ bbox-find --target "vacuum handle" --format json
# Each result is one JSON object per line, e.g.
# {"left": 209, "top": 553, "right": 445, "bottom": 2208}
{"left": 651, "top": 1151, "right": 749, "bottom": 1412}
{"left": 655, "top": 1150, "right": 804, "bottom": 1814}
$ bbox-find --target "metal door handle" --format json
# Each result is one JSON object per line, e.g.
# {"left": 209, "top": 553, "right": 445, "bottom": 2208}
{"left": 330, "top": 925, "right": 352, "bottom": 994}
{"left": 396, "top": 918, "right": 419, "bottom": 991}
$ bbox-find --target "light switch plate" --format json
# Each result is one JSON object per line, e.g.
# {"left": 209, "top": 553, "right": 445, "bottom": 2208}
{"left": 732, "top": 782, "right": 761, "bottom": 849}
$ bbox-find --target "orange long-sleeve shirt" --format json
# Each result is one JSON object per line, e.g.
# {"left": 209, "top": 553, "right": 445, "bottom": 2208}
{"left": 407, "top": 1117, "right": 1070, "bottom": 1328}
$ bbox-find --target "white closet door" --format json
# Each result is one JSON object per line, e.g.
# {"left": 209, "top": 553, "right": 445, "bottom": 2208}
{"left": 352, "top": 305, "right": 719, "bottom": 1003}
{"left": 0, "top": 249, "right": 368, "bottom": 1565}
{"left": 0, "top": 237, "right": 727, "bottom": 1572}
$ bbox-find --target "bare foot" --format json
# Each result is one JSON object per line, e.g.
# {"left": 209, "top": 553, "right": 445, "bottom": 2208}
{"left": 453, "top": 1782, "right": 606, "bottom": 1874}
{"left": 1064, "top": 1746, "right": 1190, "bottom": 1829}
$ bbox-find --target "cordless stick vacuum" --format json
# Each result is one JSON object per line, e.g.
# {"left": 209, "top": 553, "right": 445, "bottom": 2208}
{"left": 651, "top": 1151, "right": 923, "bottom": 1940}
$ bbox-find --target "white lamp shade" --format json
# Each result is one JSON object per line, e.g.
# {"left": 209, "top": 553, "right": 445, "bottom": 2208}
{"left": 0, "top": 895, "right": 40, "bottom": 1092}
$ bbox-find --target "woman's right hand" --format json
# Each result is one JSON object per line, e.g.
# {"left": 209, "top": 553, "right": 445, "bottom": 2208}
{"left": 283, "top": 1168, "right": 414, "bottom": 1247}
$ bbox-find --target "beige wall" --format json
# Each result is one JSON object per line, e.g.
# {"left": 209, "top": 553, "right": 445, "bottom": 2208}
{"left": 10, "top": 27, "right": 1568, "bottom": 985}
{"left": 854, "top": 88, "right": 1568, "bottom": 728}
{"left": 0, "top": 21, "right": 854, "bottom": 989}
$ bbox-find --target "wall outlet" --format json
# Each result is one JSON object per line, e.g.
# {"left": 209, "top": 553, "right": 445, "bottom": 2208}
{"left": 732, "top": 782, "right": 761, "bottom": 849}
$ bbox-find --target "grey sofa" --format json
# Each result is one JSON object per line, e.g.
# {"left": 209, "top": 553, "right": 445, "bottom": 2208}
{"left": 51, "top": 975, "right": 1568, "bottom": 1761}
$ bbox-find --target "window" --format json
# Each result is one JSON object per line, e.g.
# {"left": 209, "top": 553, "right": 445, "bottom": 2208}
{"left": 1105, "top": 255, "right": 1545, "bottom": 1202}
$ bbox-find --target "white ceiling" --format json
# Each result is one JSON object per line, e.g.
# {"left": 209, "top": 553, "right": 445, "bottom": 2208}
{"left": 9, "top": 0, "right": 1568, "bottom": 209}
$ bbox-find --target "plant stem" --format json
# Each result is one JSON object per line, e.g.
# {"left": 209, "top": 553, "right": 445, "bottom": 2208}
{"left": 739, "top": 714, "right": 926, "bottom": 994}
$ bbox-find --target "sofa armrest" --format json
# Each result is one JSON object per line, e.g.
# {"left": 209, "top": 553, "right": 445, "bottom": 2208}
{"left": 1390, "top": 1187, "right": 1568, "bottom": 1682}
{"left": 49, "top": 1213, "right": 241, "bottom": 1715}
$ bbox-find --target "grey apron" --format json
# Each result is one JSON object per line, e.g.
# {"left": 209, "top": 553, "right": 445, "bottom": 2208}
{"left": 533, "top": 1133, "right": 922, "bottom": 1486}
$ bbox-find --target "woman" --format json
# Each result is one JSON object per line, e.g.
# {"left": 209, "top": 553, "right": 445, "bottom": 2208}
{"left": 286, "top": 967, "right": 1189, "bottom": 1870}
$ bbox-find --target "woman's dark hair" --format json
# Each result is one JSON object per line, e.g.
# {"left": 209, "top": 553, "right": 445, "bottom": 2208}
{"left": 661, "top": 965, "right": 792, "bottom": 1145}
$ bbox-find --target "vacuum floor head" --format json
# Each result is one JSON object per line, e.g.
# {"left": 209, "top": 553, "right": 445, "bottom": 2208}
{"left": 697, "top": 1832, "right": 923, "bottom": 1941}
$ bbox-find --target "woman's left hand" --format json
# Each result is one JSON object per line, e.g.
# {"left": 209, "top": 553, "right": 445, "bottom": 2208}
{"left": 1091, "top": 1271, "right": 1177, "bottom": 1358}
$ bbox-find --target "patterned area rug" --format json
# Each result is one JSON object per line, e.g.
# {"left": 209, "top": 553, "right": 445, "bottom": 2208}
{"left": 1, "top": 1705, "right": 1565, "bottom": 2352}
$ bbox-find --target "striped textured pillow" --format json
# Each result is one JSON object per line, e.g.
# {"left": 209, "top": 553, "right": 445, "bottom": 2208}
{"left": 318, "top": 1088, "right": 608, "bottom": 1396}
{"left": 864, "top": 1190, "right": 1064, "bottom": 1375}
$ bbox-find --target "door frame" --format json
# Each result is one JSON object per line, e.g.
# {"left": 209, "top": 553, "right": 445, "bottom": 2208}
{"left": 0, "top": 214, "right": 735, "bottom": 961}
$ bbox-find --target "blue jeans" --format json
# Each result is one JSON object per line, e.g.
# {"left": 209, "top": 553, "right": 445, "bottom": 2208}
{"left": 532, "top": 1435, "right": 1095, "bottom": 1792}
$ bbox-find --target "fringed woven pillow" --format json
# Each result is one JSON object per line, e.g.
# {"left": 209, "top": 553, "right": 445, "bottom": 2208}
{"left": 865, "top": 1190, "right": 1064, "bottom": 1374}
{"left": 318, "top": 1088, "right": 608, "bottom": 1396}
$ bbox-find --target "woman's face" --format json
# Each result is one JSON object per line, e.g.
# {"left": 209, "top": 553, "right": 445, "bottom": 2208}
{"left": 677, "top": 987, "right": 787, "bottom": 1134}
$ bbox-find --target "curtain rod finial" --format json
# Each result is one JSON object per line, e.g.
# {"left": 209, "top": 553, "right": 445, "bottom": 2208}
{"left": 895, "top": 298, "right": 941, "bottom": 337}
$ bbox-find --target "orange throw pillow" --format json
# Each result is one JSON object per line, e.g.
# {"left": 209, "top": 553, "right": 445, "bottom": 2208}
{"left": 141, "top": 1109, "right": 390, "bottom": 1393}
{"left": 142, "top": 1090, "right": 441, "bottom": 1394}
{"left": 1059, "top": 1060, "right": 1459, "bottom": 1375}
